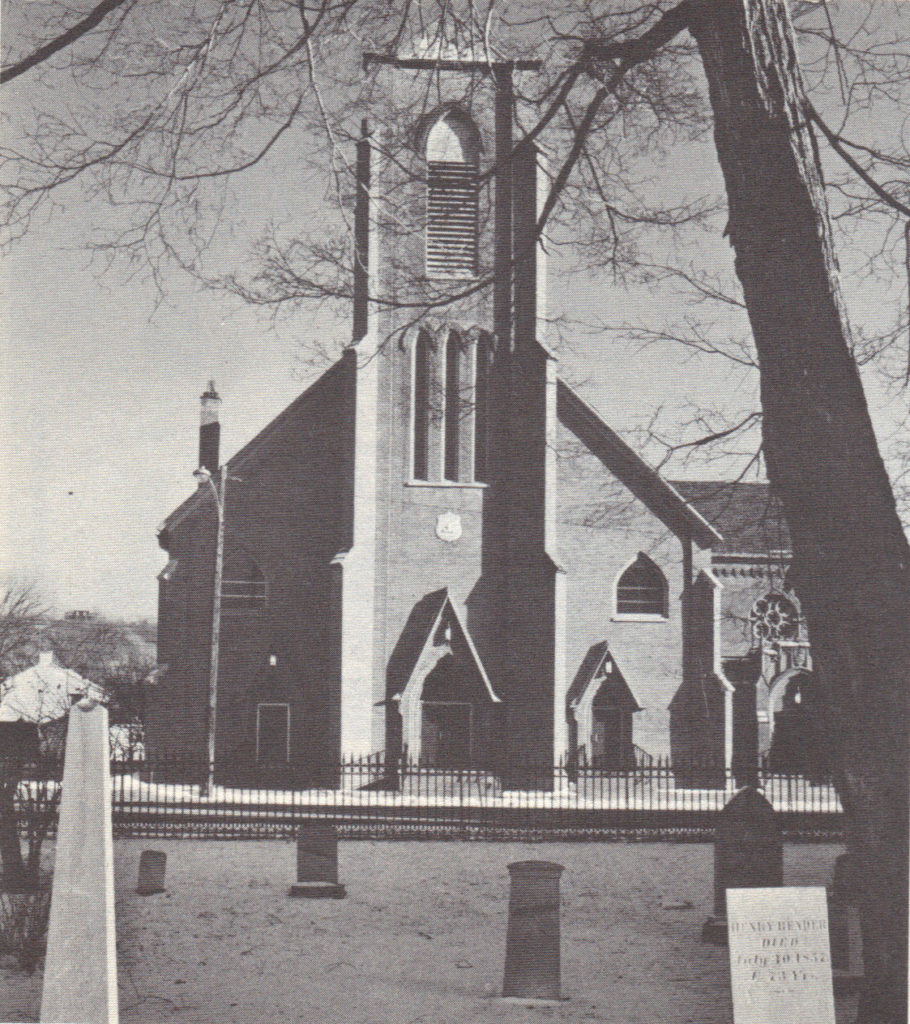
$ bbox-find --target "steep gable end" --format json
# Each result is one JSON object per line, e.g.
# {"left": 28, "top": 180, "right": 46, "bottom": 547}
{"left": 386, "top": 588, "right": 499, "bottom": 704}
{"left": 158, "top": 357, "right": 348, "bottom": 545}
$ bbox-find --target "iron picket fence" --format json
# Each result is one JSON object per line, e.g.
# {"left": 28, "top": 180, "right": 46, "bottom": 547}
{"left": 4, "top": 753, "right": 844, "bottom": 842}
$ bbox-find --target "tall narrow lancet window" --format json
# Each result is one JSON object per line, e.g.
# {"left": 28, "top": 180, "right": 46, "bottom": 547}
{"left": 412, "top": 329, "right": 432, "bottom": 481}
{"left": 425, "top": 110, "right": 480, "bottom": 278}
{"left": 473, "top": 332, "right": 492, "bottom": 483}
{"left": 444, "top": 331, "right": 462, "bottom": 481}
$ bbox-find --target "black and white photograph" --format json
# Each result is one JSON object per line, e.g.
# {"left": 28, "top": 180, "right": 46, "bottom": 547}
{"left": 0, "top": 2, "right": 907, "bottom": 1022}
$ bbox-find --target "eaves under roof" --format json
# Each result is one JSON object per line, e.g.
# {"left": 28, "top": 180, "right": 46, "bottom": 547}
{"left": 670, "top": 480, "right": 791, "bottom": 557}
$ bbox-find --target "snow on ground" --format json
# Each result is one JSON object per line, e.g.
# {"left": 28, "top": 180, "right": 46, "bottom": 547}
{"left": 2, "top": 839, "right": 858, "bottom": 1024}
{"left": 102, "top": 774, "right": 843, "bottom": 813}
{"left": 19, "top": 772, "right": 844, "bottom": 815}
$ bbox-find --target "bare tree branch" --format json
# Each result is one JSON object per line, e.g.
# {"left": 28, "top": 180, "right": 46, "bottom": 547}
{"left": 1, "top": 0, "right": 132, "bottom": 85}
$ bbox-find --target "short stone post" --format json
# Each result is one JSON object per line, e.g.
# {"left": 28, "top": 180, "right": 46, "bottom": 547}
{"left": 137, "top": 850, "right": 167, "bottom": 895}
{"left": 288, "top": 822, "right": 345, "bottom": 898}
{"left": 502, "top": 860, "right": 564, "bottom": 1001}
{"left": 702, "top": 786, "right": 782, "bottom": 945}
{"left": 41, "top": 700, "right": 118, "bottom": 1024}
{"left": 828, "top": 853, "right": 864, "bottom": 994}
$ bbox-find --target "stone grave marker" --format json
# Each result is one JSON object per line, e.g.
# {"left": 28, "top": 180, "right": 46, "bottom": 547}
{"left": 41, "top": 700, "right": 118, "bottom": 1024}
{"left": 827, "top": 852, "right": 864, "bottom": 994}
{"left": 727, "top": 886, "right": 835, "bottom": 1024}
{"left": 289, "top": 822, "right": 346, "bottom": 898}
{"left": 702, "top": 786, "right": 782, "bottom": 944}
{"left": 501, "top": 860, "right": 564, "bottom": 1002}
{"left": 137, "top": 850, "right": 167, "bottom": 895}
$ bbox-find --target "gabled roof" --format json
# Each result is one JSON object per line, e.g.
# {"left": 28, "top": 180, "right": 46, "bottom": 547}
{"left": 386, "top": 588, "right": 499, "bottom": 703}
{"left": 556, "top": 380, "right": 721, "bottom": 549}
{"left": 670, "top": 481, "right": 790, "bottom": 556}
{"left": 0, "top": 652, "right": 101, "bottom": 724}
{"left": 566, "top": 641, "right": 641, "bottom": 713}
{"left": 158, "top": 358, "right": 346, "bottom": 543}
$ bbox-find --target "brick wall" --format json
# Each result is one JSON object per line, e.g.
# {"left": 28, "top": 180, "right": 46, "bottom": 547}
{"left": 554, "top": 422, "right": 708, "bottom": 759}
{"left": 150, "top": 365, "right": 352, "bottom": 771}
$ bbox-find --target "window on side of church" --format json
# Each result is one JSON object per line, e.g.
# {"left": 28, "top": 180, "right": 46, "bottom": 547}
{"left": 474, "top": 332, "right": 492, "bottom": 483}
{"left": 750, "top": 592, "right": 799, "bottom": 643}
{"left": 615, "top": 554, "right": 668, "bottom": 618}
{"left": 425, "top": 111, "right": 480, "bottom": 278}
{"left": 413, "top": 329, "right": 432, "bottom": 481}
{"left": 221, "top": 550, "right": 267, "bottom": 612}
{"left": 444, "top": 330, "right": 461, "bottom": 481}
{"left": 256, "top": 702, "right": 289, "bottom": 763}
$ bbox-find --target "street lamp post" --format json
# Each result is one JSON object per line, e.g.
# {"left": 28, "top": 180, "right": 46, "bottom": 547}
{"left": 194, "top": 465, "right": 225, "bottom": 796}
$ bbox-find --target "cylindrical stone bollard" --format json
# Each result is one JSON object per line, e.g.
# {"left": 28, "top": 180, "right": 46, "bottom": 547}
{"left": 137, "top": 850, "right": 167, "bottom": 895}
{"left": 502, "top": 860, "right": 563, "bottom": 1001}
{"left": 289, "top": 822, "right": 345, "bottom": 898}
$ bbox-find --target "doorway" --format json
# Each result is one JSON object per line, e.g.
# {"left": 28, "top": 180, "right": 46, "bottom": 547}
{"left": 768, "top": 672, "right": 826, "bottom": 779}
{"left": 421, "top": 701, "right": 473, "bottom": 767}
{"left": 590, "top": 705, "right": 633, "bottom": 769}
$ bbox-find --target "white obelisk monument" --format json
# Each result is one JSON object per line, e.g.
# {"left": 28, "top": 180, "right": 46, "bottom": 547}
{"left": 41, "top": 698, "right": 118, "bottom": 1024}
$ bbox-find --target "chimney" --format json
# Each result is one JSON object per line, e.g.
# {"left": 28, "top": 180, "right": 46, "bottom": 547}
{"left": 198, "top": 380, "right": 221, "bottom": 474}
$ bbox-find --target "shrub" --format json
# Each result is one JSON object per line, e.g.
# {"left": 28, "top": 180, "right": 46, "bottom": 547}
{"left": 0, "top": 888, "right": 51, "bottom": 974}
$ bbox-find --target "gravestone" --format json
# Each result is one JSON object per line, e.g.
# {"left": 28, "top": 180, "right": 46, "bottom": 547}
{"left": 702, "top": 786, "right": 782, "bottom": 944}
{"left": 501, "top": 860, "right": 564, "bottom": 1002}
{"left": 41, "top": 700, "right": 118, "bottom": 1024}
{"left": 288, "top": 822, "right": 345, "bottom": 898}
{"left": 827, "top": 852, "right": 864, "bottom": 994}
{"left": 137, "top": 850, "right": 167, "bottom": 895}
{"left": 727, "top": 886, "right": 835, "bottom": 1024}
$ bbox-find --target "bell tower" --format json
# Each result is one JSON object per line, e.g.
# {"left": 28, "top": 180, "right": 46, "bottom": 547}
{"left": 353, "top": 45, "right": 542, "bottom": 348}
{"left": 347, "top": 42, "right": 567, "bottom": 779}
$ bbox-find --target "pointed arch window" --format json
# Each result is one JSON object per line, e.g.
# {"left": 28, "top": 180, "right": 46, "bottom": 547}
{"left": 412, "top": 329, "right": 433, "bottom": 481}
{"left": 425, "top": 110, "right": 480, "bottom": 278}
{"left": 473, "top": 332, "right": 493, "bottom": 483}
{"left": 222, "top": 551, "right": 267, "bottom": 612}
{"left": 615, "top": 554, "right": 668, "bottom": 618}
{"left": 444, "top": 330, "right": 462, "bottom": 481}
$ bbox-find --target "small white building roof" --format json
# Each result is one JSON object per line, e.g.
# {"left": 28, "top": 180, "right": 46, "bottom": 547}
{"left": 0, "top": 652, "right": 101, "bottom": 724}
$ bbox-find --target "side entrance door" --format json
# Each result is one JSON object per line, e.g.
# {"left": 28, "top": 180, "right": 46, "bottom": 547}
{"left": 421, "top": 701, "right": 472, "bottom": 768}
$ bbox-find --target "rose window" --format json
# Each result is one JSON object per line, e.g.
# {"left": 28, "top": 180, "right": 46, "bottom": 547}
{"left": 750, "top": 593, "right": 799, "bottom": 643}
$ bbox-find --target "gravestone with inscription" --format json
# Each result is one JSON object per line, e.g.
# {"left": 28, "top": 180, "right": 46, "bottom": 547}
{"left": 288, "top": 822, "right": 346, "bottom": 898}
{"left": 727, "top": 887, "right": 835, "bottom": 1024}
{"left": 828, "top": 852, "right": 864, "bottom": 994}
{"left": 136, "top": 850, "right": 167, "bottom": 895}
{"left": 702, "top": 786, "right": 782, "bottom": 944}
{"left": 501, "top": 860, "right": 564, "bottom": 1002}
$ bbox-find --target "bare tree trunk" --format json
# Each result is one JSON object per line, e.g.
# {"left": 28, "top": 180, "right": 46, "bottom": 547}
{"left": 688, "top": 3, "right": 910, "bottom": 1020}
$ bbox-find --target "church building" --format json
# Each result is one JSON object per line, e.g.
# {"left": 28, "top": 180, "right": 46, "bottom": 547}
{"left": 148, "top": 52, "right": 817, "bottom": 787}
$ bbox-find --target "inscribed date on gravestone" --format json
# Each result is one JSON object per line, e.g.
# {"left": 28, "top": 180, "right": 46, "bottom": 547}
{"left": 727, "top": 887, "right": 835, "bottom": 1024}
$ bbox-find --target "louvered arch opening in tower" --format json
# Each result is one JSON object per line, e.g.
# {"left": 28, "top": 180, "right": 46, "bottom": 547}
{"left": 424, "top": 110, "right": 480, "bottom": 278}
